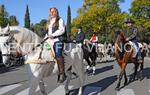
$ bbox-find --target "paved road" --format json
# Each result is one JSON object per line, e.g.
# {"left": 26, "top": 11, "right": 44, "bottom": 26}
{"left": 0, "top": 57, "right": 150, "bottom": 95}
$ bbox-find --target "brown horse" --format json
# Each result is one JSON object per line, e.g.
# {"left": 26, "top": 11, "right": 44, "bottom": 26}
{"left": 114, "top": 31, "right": 146, "bottom": 90}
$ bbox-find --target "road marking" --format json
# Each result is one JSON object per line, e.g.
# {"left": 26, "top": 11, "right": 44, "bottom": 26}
{"left": 16, "top": 85, "right": 41, "bottom": 95}
{"left": 48, "top": 85, "right": 73, "bottom": 95}
{"left": 83, "top": 86, "right": 101, "bottom": 95}
{"left": 0, "top": 84, "right": 72, "bottom": 95}
{"left": 117, "top": 89, "right": 135, "bottom": 95}
{"left": 0, "top": 84, "right": 22, "bottom": 95}
{"left": 16, "top": 88, "right": 30, "bottom": 95}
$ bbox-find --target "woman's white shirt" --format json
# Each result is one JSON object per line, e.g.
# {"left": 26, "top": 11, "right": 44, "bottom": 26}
{"left": 47, "top": 17, "right": 65, "bottom": 42}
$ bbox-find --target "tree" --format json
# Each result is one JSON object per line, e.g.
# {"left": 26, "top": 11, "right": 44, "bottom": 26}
{"left": 30, "top": 19, "right": 47, "bottom": 38}
{"left": 130, "top": 0, "right": 150, "bottom": 43}
{"left": 9, "top": 16, "right": 19, "bottom": 26}
{"left": 66, "top": 5, "right": 71, "bottom": 40}
{"left": 24, "top": 5, "right": 30, "bottom": 29}
{"left": 72, "top": 0, "right": 124, "bottom": 43}
{"left": 0, "top": 4, "right": 8, "bottom": 28}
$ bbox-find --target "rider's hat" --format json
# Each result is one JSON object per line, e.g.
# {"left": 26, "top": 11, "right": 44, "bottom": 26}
{"left": 78, "top": 26, "right": 82, "bottom": 29}
{"left": 124, "top": 18, "right": 135, "bottom": 24}
{"left": 77, "top": 26, "right": 82, "bottom": 30}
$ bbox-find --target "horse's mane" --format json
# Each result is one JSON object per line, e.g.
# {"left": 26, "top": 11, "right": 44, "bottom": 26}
{"left": 115, "top": 31, "right": 125, "bottom": 44}
{"left": 9, "top": 26, "right": 43, "bottom": 46}
{"left": 115, "top": 31, "right": 126, "bottom": 59}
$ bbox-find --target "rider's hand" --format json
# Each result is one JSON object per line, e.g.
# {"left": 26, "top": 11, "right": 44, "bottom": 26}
{"left": 48, "top": 35, "right": 54, "bottom": 39}
{"left": 73, "top": 40, "right": 76, "bottom": 42}
{"left": 126, "top": 38, "right": 129, "bottom": 41}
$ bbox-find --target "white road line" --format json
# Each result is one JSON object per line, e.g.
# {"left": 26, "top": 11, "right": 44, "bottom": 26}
{"left": 0, "top": 84, "right": 72, "bottom": 95}
{"left": 117, "top": 89, "right": 135, "bottom": 95}
{"left": 48, "top": 85, "right": 73, "bottom": 95}
{"left": 16, "top": 88, "right": 30, "bottom": 95}
{"left": 0, "top": 84, "right": 22, "bottom": 95}
{"left": 16, "top": 86, "right": 40, "bottom": 95}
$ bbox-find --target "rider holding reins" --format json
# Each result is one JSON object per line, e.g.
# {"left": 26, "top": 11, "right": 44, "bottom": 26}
{"left": 123, "top": 18, "right": 142, "bottom": 63}
{"left": 45, "top": 7, "right": 66, "bottom": 83}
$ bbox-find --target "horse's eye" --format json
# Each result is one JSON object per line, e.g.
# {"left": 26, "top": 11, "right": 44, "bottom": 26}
{"left": 6, "top": 41, "right": 9, "bottom": 45}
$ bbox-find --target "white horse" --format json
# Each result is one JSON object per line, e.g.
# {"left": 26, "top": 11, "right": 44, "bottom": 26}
{"left": 0, "top": 30, "right": 11, "bottom": 66}
{"left": 0, "top": 25, "right": 85, "bottom": 95}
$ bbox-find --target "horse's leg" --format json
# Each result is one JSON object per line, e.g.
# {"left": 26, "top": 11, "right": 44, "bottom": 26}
{"left": 64, "top": 69, "right": 72, "bottom": 95}
{"left": 124, "top": 70, "right": 128, "bottom": 86}
{"left": 39, "top": 79, "right": 47, "bottom": 95}
{"left": 77, "top": 70, "right": 85, "bottom": 95}
{"left": 28, "top": 64, "right": 46, "bottom": 95}
{"left": 115, "top": 71, "right": 123, "bottom": 90}
{"left": 85, "top": 57, "right": 91, "bottom": 70}
{"left": 133, "top": 62, "right": 139, "bottom": 81}
{"left": 72, "top": 63, "right": 84, "bottom": 95}
{"left": 115, "top": 62, "right": 127, "bottom": 90}
{"left": 28, "top": 76, "right": 40, "bottom": 95}
{"left": 139, "top": 60, "right": 144, "bottom": 81}
{"left": 92, "top": 58, "right": 96, "bottom": 75}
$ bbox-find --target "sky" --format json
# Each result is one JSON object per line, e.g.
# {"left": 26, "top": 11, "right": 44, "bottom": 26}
{"left": 0, "top": 0, "right": 133, "bottom": 26}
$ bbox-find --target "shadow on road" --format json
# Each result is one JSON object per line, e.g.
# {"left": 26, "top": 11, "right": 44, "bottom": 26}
{"left": 142, "top": 67, "right": 150, "bottom": 79}
{"left": 70, "top": 75, "right": 117, "bottom": 95}
{"left": 95, "top": 65, "right": 113, "bottom": 75}
{"left": 127, "top": 67, "right": 150, "bottom": 86}
{"left": 0, "top": 65, "right": 24, "bottom": 74}
{"left": 0, "top": 80, "right": 27, "bottom": 87}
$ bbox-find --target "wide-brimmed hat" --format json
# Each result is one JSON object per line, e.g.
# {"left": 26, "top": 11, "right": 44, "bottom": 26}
{"left": 77, "top": 26, "right": 82, "bottom": 29}
{"left": 124, "top": 18, "right": 135, "bottom": 23}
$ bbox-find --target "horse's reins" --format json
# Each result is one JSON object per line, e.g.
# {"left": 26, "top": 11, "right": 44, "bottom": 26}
{"left": 21, "top": 37, "right": 50, "bottom": 56}
{"left": 0, "top": 33, "right": 13, "bottom": 57}
{"left": 1, "top": 34, "right": 49, "bottom": 57}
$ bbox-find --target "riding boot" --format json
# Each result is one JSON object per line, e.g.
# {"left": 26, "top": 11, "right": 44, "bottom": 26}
{"left": 56, "top": 57, "right": 66, "bottom": 83}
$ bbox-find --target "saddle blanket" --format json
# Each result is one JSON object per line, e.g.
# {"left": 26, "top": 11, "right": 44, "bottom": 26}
{"left": 25, "top": 59, "right": 55, "bottom": 64}
{"left": 128, "top": 41, "right": 142, "bottom": 58}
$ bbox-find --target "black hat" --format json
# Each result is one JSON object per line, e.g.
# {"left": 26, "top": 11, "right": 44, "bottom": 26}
{"left": 78, "top": 26, "right": 82, "bottom": 29}
{"left": 124, "top": 18, "right": 135, "bottom": 23}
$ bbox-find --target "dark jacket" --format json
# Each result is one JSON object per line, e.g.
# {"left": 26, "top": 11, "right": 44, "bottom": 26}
{"left": 124, "top": 26, "right": 138, "bottom": 41}
{"left": 75, "top": 31, "right": 85, "bottom": 43}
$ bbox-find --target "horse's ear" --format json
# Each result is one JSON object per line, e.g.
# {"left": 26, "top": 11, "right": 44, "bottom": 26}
{"left": 4, "top": 24, "right": 10, "bottom": 33}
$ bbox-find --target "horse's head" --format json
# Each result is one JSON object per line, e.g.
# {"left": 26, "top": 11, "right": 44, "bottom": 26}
{"left": 0, "top": 25, "right": 15, "bottom": 66}
{"left": 115, "top": 31, "right": 126, "bottom": 44}
{"left": 114, "top": 31, "right": 126, "bottom": 59}
{"left": 0, "top": 24, "right": 10, "bottom": 34}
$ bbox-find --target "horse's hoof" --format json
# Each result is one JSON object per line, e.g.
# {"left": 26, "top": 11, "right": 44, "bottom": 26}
{"left": 86, "top": 69, "right": 89, "bottom": 73}
{"left": 115, "top": 87, "right": 120, "bottom": 91}
{"left": 65, "top": 91, "right": 70, "bottom": 95}
{"left": 92, "top": 71, "right": 95, "bottom": 76}
{"left": 124, "top": 81, "right": 128, "bottom": 86}
{"left": 139, "top": 77, "right": 144, "bottom": 81}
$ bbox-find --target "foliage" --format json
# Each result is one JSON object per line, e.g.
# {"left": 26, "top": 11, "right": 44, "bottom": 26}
{"left": 130, "top": 0, "right": 150, "bottom": 43}
{"left": 0, "top": 4, "right": 8, "bottom": 28}
{"left": 9, "top": 16, "right": 19, "bottom": 26}
{"left": 24, "top": 5, "right": 30, "bottom": 29}
{"left": 31, "top": 19, "right": 47, "bottom": 38}
{"left": 72, "top": 0, "right": 126, "bottom": 43}
{"left": 66, "top": 5, "right": 71, "bottom": 40}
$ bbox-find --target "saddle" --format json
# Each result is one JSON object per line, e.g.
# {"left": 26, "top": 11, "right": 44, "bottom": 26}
{"left": 128, "top": 41, "right": 143, "bottom": 58}
{"left": 25, "top": 41, "right": 56, "bottom": 64}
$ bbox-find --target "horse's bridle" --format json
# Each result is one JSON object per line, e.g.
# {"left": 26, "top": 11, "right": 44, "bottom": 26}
{"left": 0, "top": 33, "right": 16, "bottom": 57}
